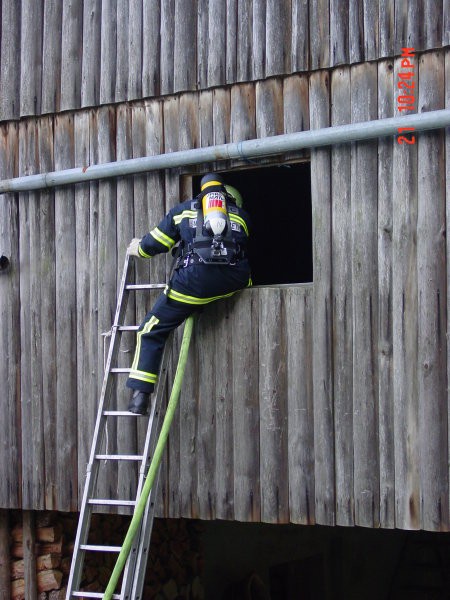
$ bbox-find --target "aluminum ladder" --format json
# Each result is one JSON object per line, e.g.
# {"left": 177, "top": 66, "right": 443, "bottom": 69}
{"left": 66, "top": 252, "right": 170, "bottom": 600}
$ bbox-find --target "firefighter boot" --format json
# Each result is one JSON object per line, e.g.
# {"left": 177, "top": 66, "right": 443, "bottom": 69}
{"left": 128, "top": 390, "right": 150, "bottom": 415}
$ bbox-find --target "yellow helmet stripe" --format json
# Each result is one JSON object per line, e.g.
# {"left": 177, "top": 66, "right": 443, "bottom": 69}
{"left": 201, "top": 180, "right": 223, "bottom": 190}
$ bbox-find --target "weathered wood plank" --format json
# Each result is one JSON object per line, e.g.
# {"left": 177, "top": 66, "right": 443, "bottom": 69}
{"left": 377, "top": 59, "right": 395, "bottom": 529}
{"left": 96, "top": 107, "right": 119, "bottom": 508}
{"left": 142, "top": 0, "right": 161, "bottom": 97}
{"left": 54, "top": 113, "right": 78, "bottom": 511}
{"left": 213, "top": 88, "right": 231, "bottom": 144}
{"left": 291, "top": 0, "right": 309, "bottom": 72}
{"left": 444, "top": 1, "right": 450, "bottom": 45}
{"left": 392, "top": 54, "right": 420, "bottom": 530}
{"left": 226, "top": 0, "right": 238, "bottom": 83}
{"left": 310, "top": 0, "right": 330, "bottom": 69}
{"left": 330, "top": 0, "right": 349, "bottom": 66}
{"left": 446, "top": 48, "right": 450, "bottom": 531}
{"left": 142, "top": 99, "right": 166, "bottom": 313}
{"left": 363, "top": 0, "right": 379, "bottom": 60}
{"left": 286, "top": 286, "right": 314, "bottom": 524}
{"left": 266, "top": 0, "right": 291, "bottom": 76}
{"left": 81, "top": 0, "right": 101, "bottom": 107}
{"left": 379, "top": 0, "right": 395, "bottom": 57}
{"left": 252, "top": 0, "right": 266, "bottom": 80}
{"left": 74, "top": 111, "right": 97, "bottom": 509}
{"left": 256, "top": 78, "right": 284, "bottom": 139}
{"left": 174, "top": 0, "right": 197, "bottom": 91}
{"left": 417, "top": 51, "right": 448, "bottom": 531}
{"left": 161, "top": 97, "right": 182, "bottom": 515}
{"left": 131, "top": 103, "right": 161, "bottom": 510}
{"left": 236, "top": 0, "right": 253, "bottom": 82}
{"left": 161, "top": 0, "right": 175, "bottom": 95}
{"left": 214, "top": 298, "right": 235, "bottom": 521}
{"left": 196, "top": 305, "right": 217, "bottom": 520}
{"left": 283, "top": 73, "right": 309, "bottom": 162}
{"left": 423, "top": 0, "right": 442, "bottom": 48}
{"left": 0, "top": 123, "right": 21, "bottom": 509}
{"left": 0, "top": 0, "right": 21, "bottom": 119}
{"left": 178, "top": 320, "right": 200, "bottom": 519}
{"left": 309, "top": 70, "right": 334, "bottom": 526}
{"left": 41, "top": 0, "right": 63, "bottom": 115}
{"left": 330, "top": 66, "right": 353, "bottom": 527}
{"left": 18, "top": 120, "right": 45, "bottom": 510}
{"left": 128, "top": 0, "right": 143, "bottom": 100}
{"left": 196, "top": 0, "right": 209, "bottom": 90}
{"left": 233, "top": 288, "right": 260, "bottom": 522}
{"left": 37, "top": 117, "right": 57, "bottom": 510}
{"left": 20, "top": 0, "right": 43, "bottom": 116}
{"left": 60, "top": 0, "right": 83, "bottom": 111}
{"left": 116, "top": 103, "right": 138, "bottom": 513}
{"left": 210, "top": 87, "right": 231, "bottom": 175}
{"left": 207, "top": 0, "right": 227, "bottom": 87}
{"left": 259, "top": 288, "right": 289, "bottom": 523}
{"left": 394, "top": 0, "right": 423, "bottom": 55}
{"left": 349, "top": 0, "right": 363, "bottom": 64}
{"left": 351, "top": 62, "right": 379, "bottom": 528}
{"left": 114, "top": 0, "right": 129, "bottom": 102}
{"left": 84, "top": 111, "right": 100, "bottom": 509}
{"left": 230, "top": 83, "right": 256, "bottom": 166}
{"left": 99, "top": 0, "right": 117, "bottom": 104}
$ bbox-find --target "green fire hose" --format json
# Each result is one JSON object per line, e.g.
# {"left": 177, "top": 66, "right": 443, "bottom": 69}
{"left": 103, "top": 315, "right": 195, "bottom": 599}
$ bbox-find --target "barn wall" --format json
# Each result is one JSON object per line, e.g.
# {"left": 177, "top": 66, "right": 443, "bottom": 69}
{"left": 0, "top": 48, "right": 448, "bottom": 531}
{"left": 0, "top": 0, "right": 448, "bottom": 121}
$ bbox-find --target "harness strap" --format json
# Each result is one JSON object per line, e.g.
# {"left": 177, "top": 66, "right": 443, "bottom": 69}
{"left": 176, "top": 199, "right": 242, "bottom": 268}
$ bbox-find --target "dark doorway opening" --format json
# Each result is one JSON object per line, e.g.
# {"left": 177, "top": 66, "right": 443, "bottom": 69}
{"left": 194, "top": 163, "right": 312, "bottom": 286}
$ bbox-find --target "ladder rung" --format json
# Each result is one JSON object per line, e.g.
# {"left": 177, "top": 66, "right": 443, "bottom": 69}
{"left": 126, "top": 283, "right": 166, "bottom": 290}
{"left": 103, "top": 410, "right": 147, "bottom": 417}
{"left": 88, "top": 498, "right": 137, "bottom": 507}
{"left": 110, "top": 367, "right": 131, "bottom": 374}
{"left": 118, "top": 325, "right": 139, "bottom": 331}
{"left": 80, "top": 544, "right": 122, "bottom": 552}
{"left": 95, "top": 454, "right": 144, "bottom": 461}
{"left": 72, "top": 593, "right": 121, "bottom": 599}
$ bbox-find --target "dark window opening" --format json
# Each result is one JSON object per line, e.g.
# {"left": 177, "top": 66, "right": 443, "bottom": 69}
{"left": 194, "top": 163, "right": 312, "bottom": 286}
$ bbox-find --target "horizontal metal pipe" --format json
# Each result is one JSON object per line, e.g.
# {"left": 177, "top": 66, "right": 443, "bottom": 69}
{"left": 1, "top": 109, "right": 449, "bottom": 193}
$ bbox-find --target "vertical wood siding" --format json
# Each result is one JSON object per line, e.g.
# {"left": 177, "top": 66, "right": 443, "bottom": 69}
{"left": 0, "top": 0, "right": 448, "bottom": 121}
{"left": 0, "top": 50, "right": 449, "bottom": 531}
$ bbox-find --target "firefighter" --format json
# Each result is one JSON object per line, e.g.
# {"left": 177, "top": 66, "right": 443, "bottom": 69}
{"left": 126, "top": 173, "right": 251, "bottom": 414}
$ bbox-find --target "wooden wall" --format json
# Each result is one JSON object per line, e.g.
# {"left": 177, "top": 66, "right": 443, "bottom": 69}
{"left": 0, "top": 47, "right": 449, "bottom": 531}
{"left": 0, "top": 0, "right": 448, "bottom": 121}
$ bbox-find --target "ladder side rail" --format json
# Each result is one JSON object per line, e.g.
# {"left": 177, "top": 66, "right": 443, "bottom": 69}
{"left": 66, "top": 254, "right": 134, "bottom": 599}
{"left": 120, "top": 336, "right": 174, "bottom": 598}
{"left": 128, "top": 466, "right": 164, "bottom": 600}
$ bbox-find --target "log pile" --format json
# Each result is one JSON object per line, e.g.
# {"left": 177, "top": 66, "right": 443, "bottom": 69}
{"left": 7, "top": 511, "right": 204, "bottom": 600}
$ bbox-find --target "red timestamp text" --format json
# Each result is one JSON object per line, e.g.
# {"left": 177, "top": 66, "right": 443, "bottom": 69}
{"left": 397, "top": 48, "right": 416, "bottom": 145}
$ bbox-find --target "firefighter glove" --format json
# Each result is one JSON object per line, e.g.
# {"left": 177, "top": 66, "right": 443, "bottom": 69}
{"left": 128, "top": 237, "right": 142, "bottom": 257}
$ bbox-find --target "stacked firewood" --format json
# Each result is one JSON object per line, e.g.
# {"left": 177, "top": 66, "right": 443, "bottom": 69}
{"left": 144, "top": 519, "right": 204, "bottom": 599}
{"left": 10, "top": 512, "right": 72, "bottom": 600}
{"left": 8, "top": 512, "right": 204, "bottom": 599}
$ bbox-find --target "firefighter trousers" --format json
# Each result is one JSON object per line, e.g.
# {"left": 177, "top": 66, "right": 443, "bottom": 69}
{"left": 126, "top": 259, "right": 251, "bottom": 394}
{"left": 126, "top": 292, "right": 202, "bottom": 394}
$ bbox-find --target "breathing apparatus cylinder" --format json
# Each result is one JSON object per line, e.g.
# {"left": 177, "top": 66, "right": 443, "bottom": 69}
{"left": 199, "top": 173, "right": 228, "bottom": 237}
